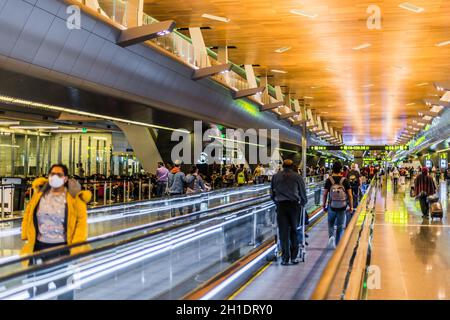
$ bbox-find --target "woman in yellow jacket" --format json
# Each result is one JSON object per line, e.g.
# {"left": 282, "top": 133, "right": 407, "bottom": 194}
{"left": 21, "top": 164, "right": 91, "bottom": 299}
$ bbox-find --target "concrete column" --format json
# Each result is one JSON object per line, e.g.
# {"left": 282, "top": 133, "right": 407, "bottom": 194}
{"left": 114, "top": 123, "right": 163, "bottom": 174}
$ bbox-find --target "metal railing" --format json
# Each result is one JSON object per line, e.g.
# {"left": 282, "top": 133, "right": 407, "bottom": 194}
{"left": 69, "top": 0, "right": 286, "bottom": 110}
{"left": 311, "top": 178, "right": 377, "bottom": 300}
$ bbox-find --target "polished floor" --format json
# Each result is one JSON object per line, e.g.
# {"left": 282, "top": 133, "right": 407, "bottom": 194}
{"left": 232, "top": 178, "right": 449, "bottom": 300}
{"left": 367, "top": 179, "right": 449, "bottom": 300}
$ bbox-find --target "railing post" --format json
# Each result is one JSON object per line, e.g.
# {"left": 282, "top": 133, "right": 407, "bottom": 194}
{"left": 103, "top": 182, "right": 107, "bottom": 206}
{"left": 139, "top": 179, "right": 142, "bottom": 201}
{"left": 123, "top": 180, "right": 127, "bottom": 203}
{"left": 108, "top": 181, "right": 113, "bottom": 204}
{"left": 93, "top": 181, "right": 97, "bottom": 205}
{"left": 1, "top": 186, "right": 4, "bottom": 220}
{"left": 148, "top": 178, "right": 151, "bottom": 199}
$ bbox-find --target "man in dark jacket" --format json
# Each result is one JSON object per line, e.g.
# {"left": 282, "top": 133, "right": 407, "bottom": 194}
{"left": 414, "top": 167, "right": 437, "bottom": 217}
{"left": 271, "top": 159, "right": 307, "bottom": 265}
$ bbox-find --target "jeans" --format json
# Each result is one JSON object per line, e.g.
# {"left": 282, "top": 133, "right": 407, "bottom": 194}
{"left": 155, "top": 181, "right": 167, "bottom": 197}
{"left": 28, "top": 241, "right": 73, "bottom": 300}
{"left": 276, "top": 201, "right": 301, "bottom": 262}
{"left": 418, "top": 194, "right": 429, "bottom": 216}
{"left": 328, "top": 207, "right": 346, "bottom": 245}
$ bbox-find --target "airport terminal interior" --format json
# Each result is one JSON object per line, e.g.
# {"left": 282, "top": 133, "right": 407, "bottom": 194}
{"left": 0, "top": 0, "right": 449, "bottom": 301}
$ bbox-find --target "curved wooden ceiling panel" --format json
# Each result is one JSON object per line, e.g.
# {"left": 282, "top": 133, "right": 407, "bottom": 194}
{"left": 144, "top": 0, "right": 450, "bottom": 144}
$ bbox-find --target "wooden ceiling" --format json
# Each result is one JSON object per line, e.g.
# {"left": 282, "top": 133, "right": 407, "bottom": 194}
{"left": 144, "top": 0, "right": 450, "bottom": 144}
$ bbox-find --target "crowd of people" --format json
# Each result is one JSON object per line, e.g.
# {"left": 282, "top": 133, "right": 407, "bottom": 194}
{"left": 19, "top": 158, "right": 449, "bottom": 299}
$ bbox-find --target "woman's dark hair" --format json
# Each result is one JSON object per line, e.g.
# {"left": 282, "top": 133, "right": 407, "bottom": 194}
{"left": 43, "top": 164, "right": 69, "bottom": 195}
{"left": 190, "top": 165, "right": 198, "bottom": 174}
{"left": 332, "top": 161, "right": 343, "bottom": 174}
{"left": 48, "top": 164, "right": 69, "bottom": 176}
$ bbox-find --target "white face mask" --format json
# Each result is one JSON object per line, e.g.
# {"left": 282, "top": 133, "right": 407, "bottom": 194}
{"left": 49, "top": 175, "right": 65, "bottom": 189}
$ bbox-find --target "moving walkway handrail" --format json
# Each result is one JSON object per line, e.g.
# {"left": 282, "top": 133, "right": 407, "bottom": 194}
{"left": 310, "top": 179, "right": 376, "bottom": 300}
{"left": 0, "top": 181, "right": 322, "bottom": 267}
{"left": 0, "top": 195, "right": 276, "bottom": 284}
{"left": 0, "top": 192, "right": 274, "bottom": 271}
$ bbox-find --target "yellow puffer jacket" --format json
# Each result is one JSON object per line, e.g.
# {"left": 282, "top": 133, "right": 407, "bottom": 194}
{"left": 21, "top": 177, "right": 92, "bottom": 262}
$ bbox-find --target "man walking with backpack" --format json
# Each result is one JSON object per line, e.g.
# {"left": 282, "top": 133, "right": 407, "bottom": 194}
{"left": 322, "top": 161, "right": 353, "bottom": 249}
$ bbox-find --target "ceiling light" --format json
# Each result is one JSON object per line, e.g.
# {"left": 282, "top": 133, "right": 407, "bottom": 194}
{"left": 418, "top": 112, "right": 424, "bottom": 117}
{"left": 406, "top": 102, "right": 415, "bottom": 106}
{"left": 310, "top": 86, "right": 322, "bottom": 89}
{"left": 290, "top": 9, "right": 318, "bottom": 19}
{"left": 201, "top": 14, "right": 230, "bottom": 23}
{"left": 0, "top": 95, "right": 189, "bottom": 133}
{"left": 435, "top": 40, "right": 450, "bottom": 47}
{"left": 51, "top": 129, "right": 85, "bottom": 133}
{"left": 303, "top": 96, "right": 314, "bottom": 99}
{"left": 93, "top": 136, "right": 107, "bottom": 141}
{"left": 10, "top": 126, "right": 59, "bottom": 130}
{"left": 416, "top": 82, "right": 428, "bottom": 86}
{"left": 275, "top": 46, "right": 291, "bottom": 53}
{"left": 0, "top": 121, "right": 20, "bottom": 126}
{"left": 270, "top": 69, "right": 287, "bottom": 74}
{"left": 398, "top": 2, "right": 424, "bottom": 13}
{"left": 352, "top": 43, "right": 371, "bottom": 50}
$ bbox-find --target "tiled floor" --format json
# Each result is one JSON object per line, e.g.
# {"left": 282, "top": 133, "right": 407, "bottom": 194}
{"left": 367, "top": 179, "right": 449, "bottom": 300}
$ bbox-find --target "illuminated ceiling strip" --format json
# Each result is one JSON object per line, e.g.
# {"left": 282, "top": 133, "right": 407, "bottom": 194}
{"left": 0, "top": 95, "right": 190, "bottom": 133}
{"left": 201, "top": 13, "right": 230, "bottom": 23}
{"left": 352, "top": 43, "right": 371, "bottom": 50}
{"left": 289, "top": 9, "right": 318, "bottom": 19}
{"left": 398, "top": 2, "right": 424, "bottom": 13}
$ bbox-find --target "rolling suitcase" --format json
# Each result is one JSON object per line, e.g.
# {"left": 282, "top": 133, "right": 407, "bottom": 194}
{"left": 430, "top": 201, "right": 443, "bottom": 220}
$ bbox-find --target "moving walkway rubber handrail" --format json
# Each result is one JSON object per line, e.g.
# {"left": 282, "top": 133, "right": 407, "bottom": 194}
{"left": 1, "top": 181, "right": 322, "bottom": 266}
{"left": 182, "top": 205, "right": 326, "bottom": 300}
{"left": 310, "top": 179, "right": 376, "bottom": 300}
{"left": 0, "top": 191, "right": 275, "bottom": 270}
{"left": 2, "top": 183, "right": 272, "bottom": 223}
{"left": 0, "top": 196, "right": 276, "bottom": 284}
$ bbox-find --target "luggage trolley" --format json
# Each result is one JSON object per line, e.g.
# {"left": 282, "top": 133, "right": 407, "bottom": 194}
{"left": 267, "top": 205, "right": 307, "bottom": 263}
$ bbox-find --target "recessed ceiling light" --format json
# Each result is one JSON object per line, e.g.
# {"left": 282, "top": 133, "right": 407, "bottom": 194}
{"left": 398, "top": 3, "right": 424, "bottom": 13}
{"left": 310, "top": 86, "right": 322, "bottom": 89}
{"left": 271, "top": 69, "right": 287, "bottom": 74}
{"left": 362, "top": 84, "right": 374, "bottom": 88}
{"left": 406, "top": 102, "right": 416, "bottom": 106}
{"left": 416, "top": 82, "right": 429, "bottom": 86}
{"left": 303, "top": 96, "right": 314, "bottom": 99}
{"left": 436, "top": 40, "right": 450, "bottom": 47}
{"left": 201, "top": 14, "right": 230, "bottom": 23}
{"left": 290, "top": 9, "right": 318, "bottom": 19}
{"left": 275, "top": 46, "right": 291, "bottom": 53}
{"left": 352, "top": 43, "right": 371, "bottom": 50}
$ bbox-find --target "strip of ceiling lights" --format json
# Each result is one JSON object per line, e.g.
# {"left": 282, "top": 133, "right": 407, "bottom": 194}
{"left": 0, "top": 95, "right": 189, "bottom": 134}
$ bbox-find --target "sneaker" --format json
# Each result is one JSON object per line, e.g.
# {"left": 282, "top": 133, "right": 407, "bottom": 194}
{"left": 281, "top": 260, "right": 290, "bottom": 266}
{"left": 328, "top": 236, "right": 336, "bottom": 249}
{"left": 291, "top": 259, "right": 300, "bottom": 265}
